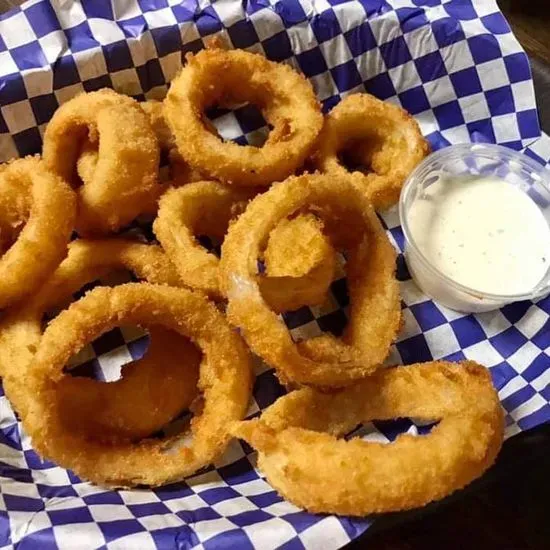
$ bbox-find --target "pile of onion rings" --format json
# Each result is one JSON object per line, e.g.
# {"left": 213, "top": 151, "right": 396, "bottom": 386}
{"left": 0, "top": 45, "right": 504, "bottom": 515}
{"left": 0, "top": 239, "right": 198, "bottom": 442}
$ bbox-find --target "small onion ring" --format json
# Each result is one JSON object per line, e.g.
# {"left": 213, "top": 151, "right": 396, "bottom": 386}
{"left": 153, "top": 181, "right": 336, "bottom": 311}
{"left": 313, "top": 93, "right": 430, "bottom": 210}
{"left": 0, "top": 157, "right": 75, "bottom": 309}
{"left": 43, "top": 89, "right": 160, "bottom": 234}
{"left": 233, "top": 360, "right": 504, "bottom": 515}
{"left": 0, "top": 239, "right": 193, "bottom": 442}
{"left": 22, "top": 283, "right": 252, "bottom": 487}
{"left": 260, "top": 214, "right": 337, "bottom": 313}
{"left": 77, "top": 99, "right": 203, "bottom": 191}
{"left": 153, "top": 181, "right": 254, "bottom": 297}
{"left": 56, "top": 327, "right": 200, "bottom": 441}
{"left": 164, "top": 48, "right": 323, "bottom": 186}
{"left": 219, "top": 173, "right": 401, "bottom": 387}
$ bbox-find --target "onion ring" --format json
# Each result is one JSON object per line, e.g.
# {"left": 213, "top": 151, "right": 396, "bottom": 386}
{"left": 0, "top": 239, "right": 192, "bottom": 442}
{"left": 313, "top": 93, "right": 430, "bottom": 210}
{"left": 219, "top": 173, "right": 401, "bottom": 387}
{"left": 153, "top": 181, "right": 254, "bottom": 297}
{"left": 76, "top": 99, "right": 203, "bottom": 189}
{"left": 22, "top": 283, "right": 252, "bottom": 487}
{"left": 0, "top": 157, "right": 75, "bottom": 309}
{"left": 153, "top": 181, "right": 336, "bottom": 311}
{"left": 233, "top": 360, "right": 504, "bottom": 515}
{"left": 57, "top": 327, "right": 200, "bottom": 441}
{"left": 164, "top": 48, "right": 323, "bottom": 186}
{"left": 42, "top": 89, "right": 160, "bottom": 234}
{"left": 260, "top": 214, "right": 337, "bottom": 313}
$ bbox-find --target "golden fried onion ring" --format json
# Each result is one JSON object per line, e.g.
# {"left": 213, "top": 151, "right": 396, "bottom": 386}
{"left": 153, "top": 181, "right": 336, "bottom": 311}
{"left": 22, "top": 283, "right": 252, "bottom": 487}
{"left": 233, "top": 361, "right": 504, "bottom": 515}
{"left": 76, "top": 99, "right": 201, "bottom": 188}
{"left": 153, "top": 181, "right": 254, "bottom": 297}
{"left": 313, "top": 93, "right": 430, "bottom": 210}
{"left": 164, "top": 48, "right": 323, "bottom": 186}
{"left": 43, "top": 89, "right": 160, "bottom": 234}
{"left": 219, "top": 173, "right": 401, "bottom": 387}
{"left": 57, "top": 327, "right": 200, "bottom": 441}
{"left": 0, "top": 239, "right": 195, "bottom": 441}
{"left": 0, "top": 157, "right": 75, "bottom": 309}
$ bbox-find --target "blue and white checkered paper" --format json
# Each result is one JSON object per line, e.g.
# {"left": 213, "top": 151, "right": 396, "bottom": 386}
{"left": 0, "top": 0, "right": 549, "bottom": 548}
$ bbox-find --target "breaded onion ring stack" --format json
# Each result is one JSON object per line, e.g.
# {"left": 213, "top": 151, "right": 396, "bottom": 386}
{"left": 153, "top": 181, "right": 336, "bottom": 312}
{"left": 0, "top": 46, "right": 505, "bottom": 517}
{"left": 43, "top": 89, "right": 160, "bottom": 234}
{"left": 234, "top": 361, "right": 504, "bottom": 515}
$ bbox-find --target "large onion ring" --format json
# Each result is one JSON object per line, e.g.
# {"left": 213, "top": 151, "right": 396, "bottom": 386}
{"left": 42, "top": 89, "right": 160, "bottom": 234}
{"left": 233, "top": 360, "right": 504, "bottom": 515}
{"left": 22, "top": 283, "right": 252, "bottom": 487}
{"left": 0, "top": 157, "right": 75, "bottom": 309}
{"left": 0, "top": 239, "right": 197, "bottom": 441}
{"left": 219, "top": 173, "right": 400, "bottom": 387}
{"left": 153, "top": 181, "right": 336, "bottom": 311}
{"left": 164, "top": 48, "right": 323, "bottom": 186}
{"left": 313, "top": 94, "right": 430, "bottom": 210}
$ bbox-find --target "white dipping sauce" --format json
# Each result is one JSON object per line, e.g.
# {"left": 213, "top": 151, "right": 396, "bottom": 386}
{"left": 407, "top": 175, "right": 550, "bottom": 296}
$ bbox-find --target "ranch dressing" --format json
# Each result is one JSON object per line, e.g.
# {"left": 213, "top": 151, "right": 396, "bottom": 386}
{"left": 407, "top": 175, "right": 550, "bottom": 296}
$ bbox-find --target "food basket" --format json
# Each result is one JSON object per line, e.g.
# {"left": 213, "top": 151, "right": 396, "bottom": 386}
{"left": 0, "top": 0, "right": 548, "bottom": 548}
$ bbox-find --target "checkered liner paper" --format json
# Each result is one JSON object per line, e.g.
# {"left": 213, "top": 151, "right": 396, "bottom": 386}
{"left": 0, "top": 0, "right": 549, "bottom": 548}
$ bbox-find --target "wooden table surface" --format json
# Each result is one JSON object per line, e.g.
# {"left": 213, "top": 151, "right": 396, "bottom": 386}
{"left": 500, "top": 1, "right": 550, "bottom": 65}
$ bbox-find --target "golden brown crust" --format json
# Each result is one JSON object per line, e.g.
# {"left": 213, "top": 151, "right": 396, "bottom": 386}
{"left": 153, "top": 181, "right": 335, "bottom": 311}
{"left": 260, "top": 214, "right": 336, "bottom": 313}
{"left": 57, "top": 327, "right": 200, "bottom": 441}
{"left": 153, "top": 181, "right": 255, "bottom": 297}
{"left": 0, "top": 156, "right": 76, "bottom": 309}
{"left": 0, "top": 238, "right": 189, "bottom": 442}
{"left": 22, "top": 283, "right": 252, "bottom": 487}
{"left": 42, "top": 89, "right": 160, "bottom": 234}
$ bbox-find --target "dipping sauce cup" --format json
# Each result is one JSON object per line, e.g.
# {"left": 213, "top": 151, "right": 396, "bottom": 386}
{"left": 399, "top": 143, "right": 550, "bottom": 313}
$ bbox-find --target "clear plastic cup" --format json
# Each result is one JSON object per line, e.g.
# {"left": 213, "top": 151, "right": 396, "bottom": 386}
{"left": 399, "top": 143, "right": 550, "bottom": 313}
